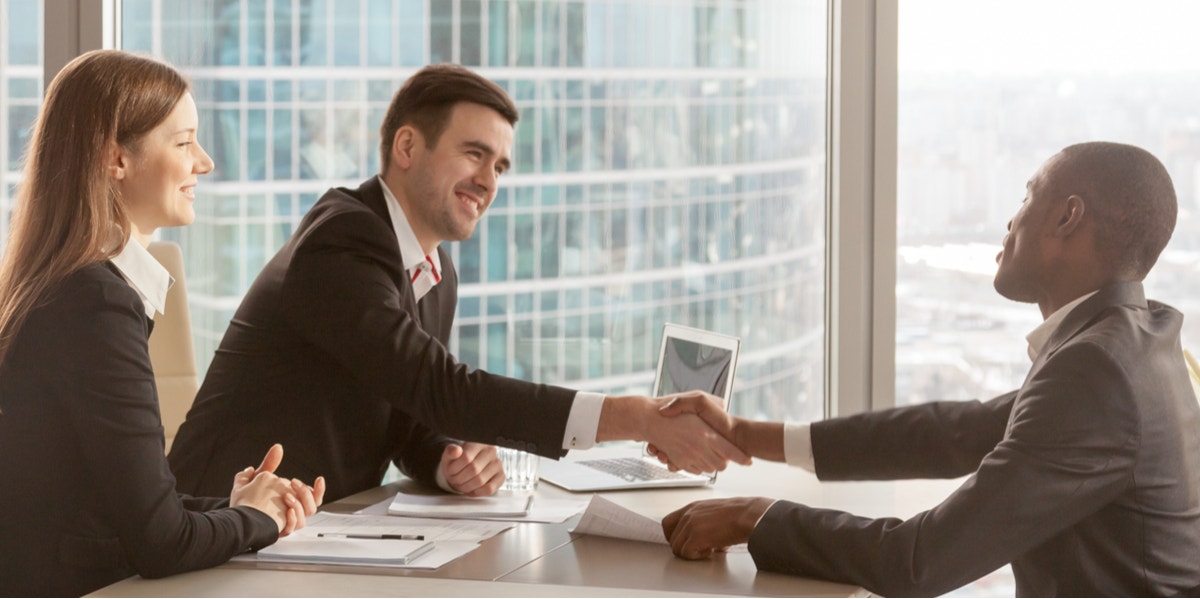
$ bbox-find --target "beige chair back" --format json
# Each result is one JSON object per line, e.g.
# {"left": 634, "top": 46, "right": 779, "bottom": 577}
{"left": 1185, "top": 349, "right": 1200, "bottom": 406}
{"left": 147, "top": 241, "right": 199, "bottom": 453}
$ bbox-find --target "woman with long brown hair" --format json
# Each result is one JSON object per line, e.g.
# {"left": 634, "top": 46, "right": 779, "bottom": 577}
{"left": 0, "top": 50, "right": 324, "bottom": 596}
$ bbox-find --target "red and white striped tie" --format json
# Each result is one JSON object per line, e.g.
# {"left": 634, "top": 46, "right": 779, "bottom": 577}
{"left": 411, "top": 254, "right": 440, "bottom": 301}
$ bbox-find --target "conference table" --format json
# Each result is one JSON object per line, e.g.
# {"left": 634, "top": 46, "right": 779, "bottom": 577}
{"left": 90, "top": 446, "right": 963, "bottom": 597}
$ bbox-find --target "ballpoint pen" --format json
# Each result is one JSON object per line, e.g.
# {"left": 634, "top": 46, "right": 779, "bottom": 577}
{"left": 316, "top": 533, "right": 425, "bottom": 541}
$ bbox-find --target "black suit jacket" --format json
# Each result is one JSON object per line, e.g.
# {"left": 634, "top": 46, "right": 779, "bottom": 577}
{"left": 0, "top": 262, "right": 277, "bottom": 597}
{"left": 748, "top": 282, "right": 1200, "bottom": 597}
{"left": 169, "top": 178, "right": 576, "bottom": 502}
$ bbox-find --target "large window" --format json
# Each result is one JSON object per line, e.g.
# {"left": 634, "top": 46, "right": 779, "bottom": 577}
{"left": 0, "top": 0, "right": 42, "bottom": 241}
{"left": 896, "top": 2, "right": 1200, "bottom": 595}
{"left": 897, "top": 0, "right": 1200, "bottom": 407}
{"left": 119, "top": 0, "right": 829, "bottom": 423}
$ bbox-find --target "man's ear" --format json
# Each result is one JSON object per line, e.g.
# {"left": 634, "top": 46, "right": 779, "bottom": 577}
{"left": 391, "top": 126, "right": 418, "bottom": 171}
{"left": 1055, "top": 194, "right": 1086, "bottom": 237}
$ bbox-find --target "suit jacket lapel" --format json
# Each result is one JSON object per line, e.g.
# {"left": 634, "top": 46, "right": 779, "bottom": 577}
{"left": 348, "top": 177, "right": 423, "bottom": 326}
{"left": 353, "top": 176, "right": 448, "bottom": 336}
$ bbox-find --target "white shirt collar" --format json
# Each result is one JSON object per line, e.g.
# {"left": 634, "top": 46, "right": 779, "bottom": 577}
{"left": 378, "top": 175, "right": 442, "bottom": 277}
{"left": 109, "top": 239, "right": 173, "bottom": 319}
{"left": 1025, "top": 290, "right": 1098, "bottom": 361}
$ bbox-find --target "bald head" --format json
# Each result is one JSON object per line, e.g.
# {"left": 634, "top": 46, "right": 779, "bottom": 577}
{"left": 1051, "top": 142, "right": 1176, "bottom": 280}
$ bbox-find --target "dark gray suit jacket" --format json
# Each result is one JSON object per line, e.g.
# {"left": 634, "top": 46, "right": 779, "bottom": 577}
{"left": 168, "top": 177, "right": 575, "bottom": 502}
{"left": 748, "top": 282, "right": 1200, "bottom": 596}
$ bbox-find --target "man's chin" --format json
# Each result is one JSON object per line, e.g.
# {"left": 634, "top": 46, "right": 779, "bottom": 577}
{"left": 454, "top": 220, "right": 482, "bottom": 241}
{"left": 993, "top": 278, "right": 1037, "bottom": 304}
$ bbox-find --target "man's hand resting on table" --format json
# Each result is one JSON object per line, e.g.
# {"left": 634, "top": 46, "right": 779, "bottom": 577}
{"left": 440, "top": 442, "right": 506, "bottom": 496}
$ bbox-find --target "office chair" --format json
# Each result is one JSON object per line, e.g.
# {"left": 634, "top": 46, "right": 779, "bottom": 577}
{"left": 147, "top": 241, "right": 199, "bottom": 453}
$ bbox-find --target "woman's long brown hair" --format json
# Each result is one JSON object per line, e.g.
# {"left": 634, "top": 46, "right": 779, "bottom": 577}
{"left": 0, "top": 50, "right": 188, "bottom": 365}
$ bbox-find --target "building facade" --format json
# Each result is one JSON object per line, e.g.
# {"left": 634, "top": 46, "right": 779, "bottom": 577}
{"left": 121, "top": 0, "right": 830, "bottom": 422}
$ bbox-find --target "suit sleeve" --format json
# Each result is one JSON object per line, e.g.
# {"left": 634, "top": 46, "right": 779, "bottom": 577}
{"left": 749, "top": 342, "right": 1139, "bottom": 597}
{"left": 389, "top": 409, "right": 453, "bottom": 487}
{"left": 811, "top": 391, "right": 1015, "bottom": 480}
{"left": 178, "top": 495, "right": 231, "bottom": 511}
{"left": 279, "top": 209, "right": 575, "bottom": 457}
{"left": 62, "top": 279, "right": 277, "bottom": 579}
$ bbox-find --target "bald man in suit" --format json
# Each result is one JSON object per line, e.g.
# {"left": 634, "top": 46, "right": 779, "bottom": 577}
{"left": 660, "top": 142, "right": 1200, "bottom": 596}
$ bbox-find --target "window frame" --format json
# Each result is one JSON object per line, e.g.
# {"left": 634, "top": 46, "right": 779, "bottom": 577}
{"left": 826, "top": 0, "right": 897, "bottom": 416}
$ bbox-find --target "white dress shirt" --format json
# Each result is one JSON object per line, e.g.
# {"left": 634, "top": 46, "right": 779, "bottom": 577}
{"left": 378, "top": 177, "right": 606, "bottom": 490}
{"left": 109, "top": 239, "right": 173, "bottom": 320}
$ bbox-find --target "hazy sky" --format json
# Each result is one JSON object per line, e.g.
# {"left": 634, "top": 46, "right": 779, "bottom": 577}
{"left": 900, "top": 0, "right": 1200, "bottom": 75}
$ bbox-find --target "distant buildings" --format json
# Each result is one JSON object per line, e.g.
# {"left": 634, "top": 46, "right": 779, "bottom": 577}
{"left": 122, "top": 0, "right": 830, "bottom": 423}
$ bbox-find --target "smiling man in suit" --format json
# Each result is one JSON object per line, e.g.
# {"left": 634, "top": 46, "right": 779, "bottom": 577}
{"left": 659, "top": 142, "right": 1200, "bottom": 596}
{"left": 168, "top": 64, "right": 747, "bottom": 503}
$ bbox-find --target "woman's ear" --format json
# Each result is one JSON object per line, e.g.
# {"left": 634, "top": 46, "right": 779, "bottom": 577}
{"left": 106, "top": 142, "right": 129, "bottom": 180}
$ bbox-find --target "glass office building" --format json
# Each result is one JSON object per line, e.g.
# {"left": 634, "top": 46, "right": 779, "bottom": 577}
{"left": 115, "top": 0, "right": 828, "bottom": 422}
{"left": 1, "top": 0, "right": 42, "bottom": 238}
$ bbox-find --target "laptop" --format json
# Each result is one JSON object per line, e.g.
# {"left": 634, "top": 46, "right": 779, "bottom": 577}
{"left": 539, "top": 323, "right": 741, "bottom": 492}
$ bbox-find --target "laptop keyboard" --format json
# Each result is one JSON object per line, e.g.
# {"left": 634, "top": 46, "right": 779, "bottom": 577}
{"left": 579, "top": 458, "right": 694, "bottom": 482}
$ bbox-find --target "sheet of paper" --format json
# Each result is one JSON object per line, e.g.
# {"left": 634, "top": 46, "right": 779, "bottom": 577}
{"left": 302, "top": 511, "right": 513, "bottom": 543}
{"left": 571, "top": 495, "right": 668, "bottom": 545}
{"left": 242, "top": 540, "right": 479, "bottom": 570}
{"left": 257, "top": 538, "right": 433, "bottom": 564}
{"left": 355, "top": 494, "right": 590, "bottom": 524}
{"left": 387, "top": 492, "right": 531, "bottom": 518}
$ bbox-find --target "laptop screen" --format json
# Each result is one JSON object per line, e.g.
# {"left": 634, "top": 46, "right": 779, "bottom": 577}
{"left": 655, "top": 337, "right": 734, "bottom": 397}
{"left": 651, "top": 324, "right": 741, "bottom": 406}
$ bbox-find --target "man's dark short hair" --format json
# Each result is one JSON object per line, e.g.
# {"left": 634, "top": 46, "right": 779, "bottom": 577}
{"left": 1053, "top": 142, "right": 1177, "bottom": 280}
{"left": 379, "top": 64, "right": 519, "bottom": 173}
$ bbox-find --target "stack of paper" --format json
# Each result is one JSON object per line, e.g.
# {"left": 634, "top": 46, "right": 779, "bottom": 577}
{"left": 386, "top": 492, "right": 532, "bottom": 518}
{"left": 258, "top": 538, "right": 434, "bottom": 565}
{"left": 246, "top": 511, "right": 515, "bottom": 569}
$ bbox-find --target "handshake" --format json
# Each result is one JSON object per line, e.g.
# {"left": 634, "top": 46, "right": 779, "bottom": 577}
{"left": 598, "top": 392, "right": 786, "bottom": 562}
{"left": 598, "top": 391, "right": 767, "bottom": 474}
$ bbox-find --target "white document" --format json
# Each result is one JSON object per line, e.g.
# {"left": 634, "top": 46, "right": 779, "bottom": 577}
{"left": 387, "top": 492, "right": 531, "bottom": 518}
{"left": 257, "top": 538, "right": 433, "bottom": 565}
{"left": 356, "top": 494, "right": 590, "bottom": 524}
{"left": 571, "top": 495, "right": 669, "bottom": 545}
{"left": 248, "top": 539, "right": 478, "bottom": 570}
{"left": 303, "top": 511, "right": 513, "bottom": 543}
{"left": 243, "top": 511, "right": 506, "bottom": 570}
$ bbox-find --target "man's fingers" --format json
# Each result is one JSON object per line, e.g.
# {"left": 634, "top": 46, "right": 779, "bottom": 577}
{"left": 708, "top": 430, "right": 752, "bottom": 466}
{"left": 463, "top": 469, "right": 505, "bottom": 497}
{"left": 662, "top": 506, "right": 684, "bottom": 540}
{"left": 658, "top": 396, "right": 683, "bottom": 416}
{"left": 443, "top": 444, "right": 504, "bottom": 496}
{"left": 441, "top": 443, "right": 466, "bottom": 476}
{"left": 459, "top": 442, "right": 490, "bottom": 460}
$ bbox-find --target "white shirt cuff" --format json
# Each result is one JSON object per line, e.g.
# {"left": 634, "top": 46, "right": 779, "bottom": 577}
{"left": 754, "top": 499, "right": 783, "bottom": 528}
{"left": 562, "top": 392, "right": 606, "bottom": 450}
{"left": 783, "top": 422, "right": 815, "bottom": 472}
